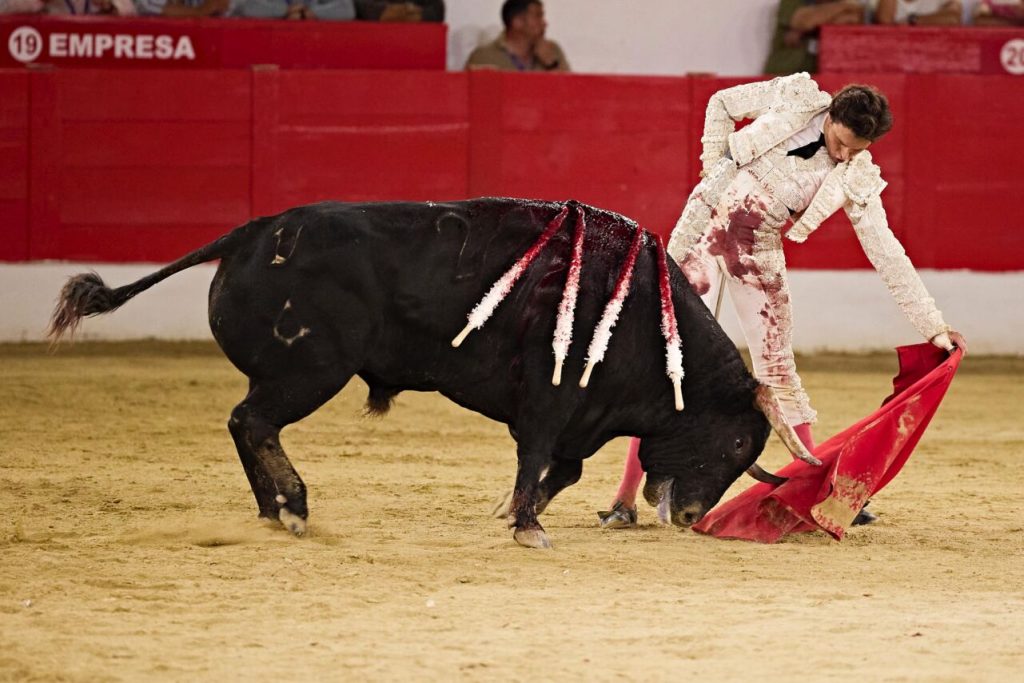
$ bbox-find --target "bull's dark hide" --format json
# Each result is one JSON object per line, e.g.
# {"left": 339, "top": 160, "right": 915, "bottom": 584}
{"left": 50, "top": 198, "right": 772, "bottom": 548}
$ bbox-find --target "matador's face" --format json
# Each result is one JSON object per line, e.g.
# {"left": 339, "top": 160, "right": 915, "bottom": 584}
{"left": 824, "top": 114, "right": 873, "bottom": 164}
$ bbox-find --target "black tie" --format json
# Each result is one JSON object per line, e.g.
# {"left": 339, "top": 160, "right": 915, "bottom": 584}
{"left": 788, "top": 133, "right": 825, "bottom": 160}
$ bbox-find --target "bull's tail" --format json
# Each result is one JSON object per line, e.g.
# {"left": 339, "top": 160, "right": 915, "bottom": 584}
{"left": 48, "top": 228, "right": 245, "bottom": 346}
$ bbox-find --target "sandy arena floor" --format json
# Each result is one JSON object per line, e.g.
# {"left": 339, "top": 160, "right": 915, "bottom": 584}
{"left": 1, "top": 342, "right": 1021, "bottom": 682}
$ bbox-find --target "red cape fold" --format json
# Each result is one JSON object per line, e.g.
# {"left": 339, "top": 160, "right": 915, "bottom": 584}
{"left": 693, "top": 344, "right": 962, "bottom": 543}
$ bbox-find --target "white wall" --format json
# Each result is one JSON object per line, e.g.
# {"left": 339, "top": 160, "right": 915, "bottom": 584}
{"left": 5, "top": 264, "right": 1022, "bottom": 354}
{"left": 446, "top": 0, "right": 779, "bottom": 76}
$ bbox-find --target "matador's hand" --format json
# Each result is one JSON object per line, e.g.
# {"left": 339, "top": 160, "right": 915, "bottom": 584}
{"left": 948, "top": 330, "right": 968, "bottom": 356}
{"left": 931, "top": 329, "right": 968, "bottom": 356}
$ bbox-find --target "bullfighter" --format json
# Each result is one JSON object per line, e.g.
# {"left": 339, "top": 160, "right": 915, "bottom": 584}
{"left": 599, "top": 73, "right": 969, "bottom": 529}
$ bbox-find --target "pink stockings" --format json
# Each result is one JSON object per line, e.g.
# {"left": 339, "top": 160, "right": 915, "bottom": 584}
{"left": 613, "top": 437, "right": 645, "bottom": 508}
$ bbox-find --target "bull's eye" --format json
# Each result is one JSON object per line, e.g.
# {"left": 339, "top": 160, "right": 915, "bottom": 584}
{"left": 734, "top": 437, "right": 745, "bottom": 452}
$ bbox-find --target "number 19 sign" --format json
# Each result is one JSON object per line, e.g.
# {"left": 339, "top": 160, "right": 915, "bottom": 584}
{"left": 3, "top": 19, "right": 201, "bottom": 68}
{"left": 8, "top": 26, "right": 43, "bottom": 64}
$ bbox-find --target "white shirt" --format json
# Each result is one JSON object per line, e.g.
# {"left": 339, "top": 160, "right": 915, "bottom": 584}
{"left": 785, "top": 111, "right": 827, "bottom": 153}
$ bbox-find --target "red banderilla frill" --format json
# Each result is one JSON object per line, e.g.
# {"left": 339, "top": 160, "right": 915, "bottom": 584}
{"left": 451, "top": 204, "right": 570, "bottom": 348}
{"left": 452, "top": 202, "right": 685, "bottom": 411}
{"left": 656, "top": 237, "right": 685, "bottom": 411}
{"left": 551, "top": 209, "right": 587, "bottom": 386}
{"left": 579, "top": 224, "right": 645, "bottom": 388}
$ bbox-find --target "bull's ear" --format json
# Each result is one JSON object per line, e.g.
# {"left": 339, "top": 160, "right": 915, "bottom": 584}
{"left": 753, "top": 385, "right": 821, "bottom": 466}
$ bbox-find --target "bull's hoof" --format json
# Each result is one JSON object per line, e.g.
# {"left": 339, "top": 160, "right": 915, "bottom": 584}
{"left": 276, "top": 495, "right": 307, "bottom": 537}
{"left": 852, "top": 504, "right": 879, "bottom": 526}
{"left": 490, "top": 489, "right": 513, "bottom": 519}
{"left": 513, "top": 528, "right": 552, "bottom": 549}
{"left": 597, "top": 501, "right": 637, "bottom": 529}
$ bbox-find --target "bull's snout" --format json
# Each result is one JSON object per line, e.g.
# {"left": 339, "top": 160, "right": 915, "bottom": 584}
{"left": 671, "top": 503, "right": 705, "bottom": 528}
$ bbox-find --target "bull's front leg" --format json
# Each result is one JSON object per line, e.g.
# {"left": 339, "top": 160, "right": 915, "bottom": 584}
{"left": 508, "top": 442, "right": 554, "bottom": 549}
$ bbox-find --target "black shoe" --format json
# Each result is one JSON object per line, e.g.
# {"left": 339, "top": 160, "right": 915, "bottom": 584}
{"left": 852, "top": 502, "right": 878, "bottom": 526}
{"left": 597, "top": 501, "right": 638, "bottom": 529}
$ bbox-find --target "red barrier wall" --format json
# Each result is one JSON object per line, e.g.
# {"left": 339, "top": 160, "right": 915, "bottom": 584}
{"left": 28, "top": 68, "right": 252, "bottom": 262}
{"left": 253, "top": 69, "right": 469, "bottom": 217}
{"left": 820, "top": 25, "right": 1024, "bottom": 75}
{"left": 1, "top": 69, "right": 1021, "bottom": 270}
{"left": 468, "top": 72, "right": 694, "bottom": 237}
{"left": 0, "top": 71, "right": 27, "bottom": 261}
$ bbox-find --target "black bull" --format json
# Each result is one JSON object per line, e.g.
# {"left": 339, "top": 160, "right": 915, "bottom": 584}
{"left": 50, "top": 198, "right": 815, "bottom": 548}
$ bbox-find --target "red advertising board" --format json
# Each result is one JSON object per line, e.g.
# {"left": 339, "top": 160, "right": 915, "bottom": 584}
{"left": 0, "top": 16, "right": 446, "bottom": 70}
{"left": 820, "top": 25, "right": 1024, "bottom": 75}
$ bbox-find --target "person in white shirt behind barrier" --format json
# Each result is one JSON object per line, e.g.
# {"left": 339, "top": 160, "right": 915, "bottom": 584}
{"left": 598, "top": 74, "right": 968, "bottom": 530}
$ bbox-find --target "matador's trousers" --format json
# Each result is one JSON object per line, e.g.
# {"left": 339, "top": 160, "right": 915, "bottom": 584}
{"left": 673, "top": 169, "right": 817, "bottom": 426}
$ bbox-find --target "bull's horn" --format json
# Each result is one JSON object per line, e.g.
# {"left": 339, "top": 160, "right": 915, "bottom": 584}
{"left": 746, "top": 463, "right": 788, "bottom": 486}
{"left": 753, "top": 385, "right": 822, "bottom": 466}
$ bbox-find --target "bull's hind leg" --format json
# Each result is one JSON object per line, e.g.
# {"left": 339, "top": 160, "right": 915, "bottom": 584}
{"left": 228, "top": 373, "right": 349, "bottom": 535}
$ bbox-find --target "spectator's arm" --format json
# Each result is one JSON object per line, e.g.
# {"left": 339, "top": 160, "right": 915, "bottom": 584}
{"left": 355, "top": 0, "right": 390, "bottom": 19}
{"left": 973, "top": 13, "right": 1016, "bottom": 25}
{"left": 231, "top": 0, "right": 287, "bottom": 17}
{"left": 874, "top": 0, "right": 898, "bottom": 23}
{"left": 306, "top": 0, "right": 355, "bottom": 20}
{"left": 790, "top": 0, "right": 865, "bottom": 31}
{"left": 162, "top": 0, "right": 230, "bottom": 16}
{"left": 356, "top": 0, "right": 441, "bottom": 21}
{"left": 534, "top": 40, "right": 569, "bottom": 71}
{"left": 134, "top": 0, "right": 163, "bottom": 16}
{"left": 972, "top": 4, "right": 1006, "bottom": 25}
{"left": 877, "top": 0, "right": 962, "bottom": 24}
{"left": 973, "top": 1, "right": 1024, "bottom": 24}
{"left": 914, "top": 0, "right": 963, "bottom": 25}
{"left": 109, "top": 0, "right": 136, "bottom": 14}
{"left": 0, "top": 0, "right": 45, "bottom": 13}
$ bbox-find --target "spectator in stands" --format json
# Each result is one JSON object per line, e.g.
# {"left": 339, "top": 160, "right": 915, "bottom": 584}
{"left": 136, "top": 0, "right": 230, "bottom": 17}
{"left": 45, "top": 0, "right": 135, "bottom": 13}
{"left": 465, "top": 0, "right": 569, "bottom": 72}
{"left": 765, "top": 1, "right": 866, "bottom": 75}
{"left": 972, "top": 0, "right": 1024, "bottom": 24}
{"left": 232, "top": 0, "right": 354, "bottom": 19}
{"left": 875, "top": 0, "right": 964, "bottom": 23}
{"left": 0, "top": 0, "right": 44, "bottom": 13}
{"left": 355, "top": 0, "right": 443, "bottom": 21}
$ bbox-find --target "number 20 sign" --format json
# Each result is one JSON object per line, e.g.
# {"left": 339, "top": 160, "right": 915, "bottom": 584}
{"left": 1001, "top": 39, "right": 1024, "bottom": 76}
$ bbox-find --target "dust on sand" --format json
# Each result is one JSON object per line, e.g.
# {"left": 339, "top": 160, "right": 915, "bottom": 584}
{"left": 1, "top": 342, "right": 1021, "bottom": 681}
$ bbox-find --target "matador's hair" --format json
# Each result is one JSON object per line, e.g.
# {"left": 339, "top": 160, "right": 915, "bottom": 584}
{"left": 829, "top": 84, "right": 893, "bottom": 142}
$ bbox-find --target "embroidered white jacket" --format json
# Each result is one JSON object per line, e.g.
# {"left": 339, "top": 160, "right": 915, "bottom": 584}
{"left": 690, "top": 72, "right": 949, "bottom": 341}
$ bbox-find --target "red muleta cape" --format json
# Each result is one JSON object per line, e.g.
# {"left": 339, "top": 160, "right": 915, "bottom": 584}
{"left": 693, "top": 344, "right": 963, "bottom": 543}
